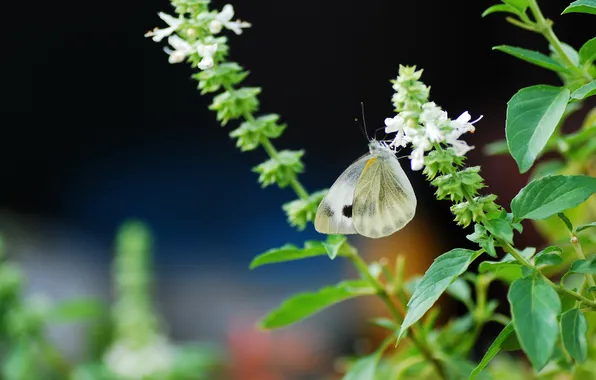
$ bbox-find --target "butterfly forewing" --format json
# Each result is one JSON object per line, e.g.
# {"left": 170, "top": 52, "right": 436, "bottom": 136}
{"left": 314, "top": 154, "right": 371, "bottom": 234}
{"left": 352, "top": 151, "right": 416, "bottom": 238}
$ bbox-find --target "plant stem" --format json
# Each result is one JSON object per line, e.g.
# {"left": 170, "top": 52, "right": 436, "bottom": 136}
{"left": 503, "top": 241, "right": 596, "bottom": 309}
{"left": 527, "top": 0, "right": 592, "bottom": 81}
{"left": 570, "top": 234, "right": 596, "bottom": 296}
{"left": 240, "top": 109, "right": 310, "bottom": 200}
{"left": 347, "top": 250, "right": 448, "bottom": 380}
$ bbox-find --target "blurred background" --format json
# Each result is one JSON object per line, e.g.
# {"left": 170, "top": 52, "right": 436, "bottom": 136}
{"left": 4, "top": 0, "right": 595, "bottom": 378}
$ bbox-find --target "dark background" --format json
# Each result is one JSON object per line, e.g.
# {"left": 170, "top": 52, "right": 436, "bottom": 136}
{"left": 3, "top": 0, "right": 594, "bottom": 374}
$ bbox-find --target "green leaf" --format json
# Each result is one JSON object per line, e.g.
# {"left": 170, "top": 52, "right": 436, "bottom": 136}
{"left": 482, "top": 4, "right": 520, "bottom": 17}
{"left": 469, "top": 323, "right": 515, "bottom": 380}
{"left": 484, "top": 216, "right": 514, "bottom": 243}
{"left": 46, "top": 298, "right": 104, "bottom": 322}
{"left": 562, "top": 0, "right": 596, "bottom": 15}
{"left": 569, "top": 258, "right": 596, "bottom": 274}
{"left": 398, "top": 249, "right": 479, "bottom": 339}
{"left": 551, "top": 42, "right": 580, "bottom": 67}
{"left": 493, "top": 46, "right": 568, "bottom": 73}
{"left": 259, "top": 280, "right": 375, "bottom": 329}
{"left": 508, "top": 276, "right": 561, "bottom": 370}
{"left": 579, "top": 37, "right": 596, "bottom": 65}
{"left": 511, "top": 175, "right": 596, "bottom": 220}
{"left": 503, "top": 0, "right": 529, "bottom": 12}
{"left": 506, "top": 85, "right": 570, "bottom": 173}
{"left": 342, "top": 354, "right": 380, "bottom": 380}
{"left": 557, "top": 212, "right": 574, "bottom": 232}
{"left": 322, "top": 235, "right": 347, "bottom": 260}
{"left": 466, "top": 224, "right": 497, "bottom": 258}
{"left": 250, "top": 241, "right": 328, "bottom": 269}
{"left": 479, "top": 261, "right": 523, "bottom": 283}
{"left": 446, "top": 278, "right": 473, "bottom": 307}
{"left": 369, "top": 317, "right": 398, "bottom": 331}
{"left": 576, "top": 221, "right": 596, "bottom": 232}
{"left": 535, "top": 253, "right": 563, "bottom": 267}
{"left": 571, "top": 80, "right": 596, "bottom": 100}
{"left": 560, "top": 308, "right": 588, "bottom": 363}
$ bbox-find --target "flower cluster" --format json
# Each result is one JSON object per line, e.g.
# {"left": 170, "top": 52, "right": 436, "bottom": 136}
{"left": 384, "top": 66, "right": 501, "bottom": 231}
{"left": 145, "top": 3, "right": 250, "bottom": 70}
{"left": 147, "top": 1, "right": 320, "bottom": 228}
{"left": 384, "top": 103, "right": 480, "bottom": 171}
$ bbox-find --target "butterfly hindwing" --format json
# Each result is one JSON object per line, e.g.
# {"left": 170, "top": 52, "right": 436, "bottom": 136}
{"left": 314, "top": 154, "right": 371, "bottom": 234}
{"left": 352, "top": 150, "right": 417, "bottom": 238}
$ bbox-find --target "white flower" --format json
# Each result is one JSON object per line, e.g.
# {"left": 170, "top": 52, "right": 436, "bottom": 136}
{"left": 163, "top": 35, "right": 192, "bottom": 64}
{"left": 445, "top": 111, "right": 482, "bottom": 156}
{"left": 410, "top": 147, "right": 425, "bottom": 171}
{"left": 145, "top": 12, "right": 184, "bottom": 42}
{"left": 424, "top": 121, "right": 444, "bottom": 143}
{"left": 211, "top": 4, "right": 252, "bottom": 35}
{"left": 197, "top": 43, "right": 218, "bottom": 70}
{"left": 420, "top": 102, "right": 448, "bottom": 126}
{"left": 385, "top": 115, "right": 410, "bottom": 148}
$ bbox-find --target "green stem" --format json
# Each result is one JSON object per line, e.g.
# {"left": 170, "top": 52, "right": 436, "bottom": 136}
{"left": 503, "top": 242, "right": 596, "bottom": 309}
{"left": 259, "top": 135, "right": 309, "bottom": 200}
{"left": 571, "top": 234, "right": 596, "bottom": 297}
{"left": 238, "top": 109, "right": 310, "bottom": 200}
{"left": 347, "top": 250, "right": 448, "bottom": 380}
{"left": 527, "top": 0, "right": 591, "bottom": 81}
{"left": 40, "top": 338, "right": 72, "bottom": 377}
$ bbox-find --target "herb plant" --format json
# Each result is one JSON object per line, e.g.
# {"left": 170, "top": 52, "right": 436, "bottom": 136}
{"left": 146, "top": 0, "right": 595, "bottom": 378}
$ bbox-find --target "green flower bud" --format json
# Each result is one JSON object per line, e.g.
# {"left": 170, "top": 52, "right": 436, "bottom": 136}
{"left": 282, "top": 190, "right": 327, "bottom": 230}
{"left": 229, "top": 114, "right": 286, "bottom": 152}
{"left": 209, "top": 87, "right": 261, "bottom": 125}
{"left": 193, "top": 63, "right": 249, "bottom": 94}
{"left": 253, "top": 150, "right": 305, "bottom": 188}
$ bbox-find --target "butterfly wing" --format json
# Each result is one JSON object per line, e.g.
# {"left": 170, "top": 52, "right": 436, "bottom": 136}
{"left": 314, "top": 154, "right": 371, "bottom": 234}
{"left": 352, "top": 151, "right": 416, "bottom": 238}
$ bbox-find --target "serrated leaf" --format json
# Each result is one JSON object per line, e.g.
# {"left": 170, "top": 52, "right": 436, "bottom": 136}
{"left": 562, "top": 0, "right": 596, "bottom": 15}
{"left": 571, "top": 80, "right": 596, "bottom": 100}
{"left": 482, "top": 4, "right": 519, "bottom": 17}
{"left": 469, "top": 323, "right": 515, "bottom": 379}
{"left": 569, "top": 258, "right": 596, "bottom": 274}
{"left": 576, "top": 221, "right": 596, "bottom": 232}
{"left": 506, "top": 85, "right": 570, "bottom": 173}
{"left": 398, "top": 249, "right": 479, "bottom": 339}
{"left": 511, "top": 175, "right": 596, "bottom": 220}
{"left": 322, "top": 235, "right": 347, "bottom": 260}
{"left": 250, "top": 241, "right": 327, "bottom": 269}
{"left": 560, "top": 308, "right": 588, "bottom": 363}
{"left": 494, "top": 46, "right": 568, "bottom": 73}
{"left": 508, "top": 276, "right": 561, "bottom": 370}
{"left": 259, "top": 280, "right": 375, "bottom": 329}
{"left": 579, "top": 37, "right": 596, "bottom": 65}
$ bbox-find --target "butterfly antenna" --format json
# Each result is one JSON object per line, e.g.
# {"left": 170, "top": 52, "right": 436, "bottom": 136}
{"left": 360, "top": 102, "right": 371, "bottom": 141}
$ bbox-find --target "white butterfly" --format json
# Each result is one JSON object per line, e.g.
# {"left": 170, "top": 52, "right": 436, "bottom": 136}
{"left": 314, "top": 140, "right": 417, "bottom": 239}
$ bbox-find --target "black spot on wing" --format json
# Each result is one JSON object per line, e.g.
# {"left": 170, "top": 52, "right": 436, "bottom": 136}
{"left": 342, "top": 205, "right": 353, "bottom": 218}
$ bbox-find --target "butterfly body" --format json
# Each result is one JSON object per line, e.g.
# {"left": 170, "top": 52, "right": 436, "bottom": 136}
{"left": 315, "top": 140, "right": 416, "bottom": 239}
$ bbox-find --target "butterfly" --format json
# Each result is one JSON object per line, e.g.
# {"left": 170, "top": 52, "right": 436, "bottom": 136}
{"left": 314, "top": 140, "right": 417, "bottom": 238}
